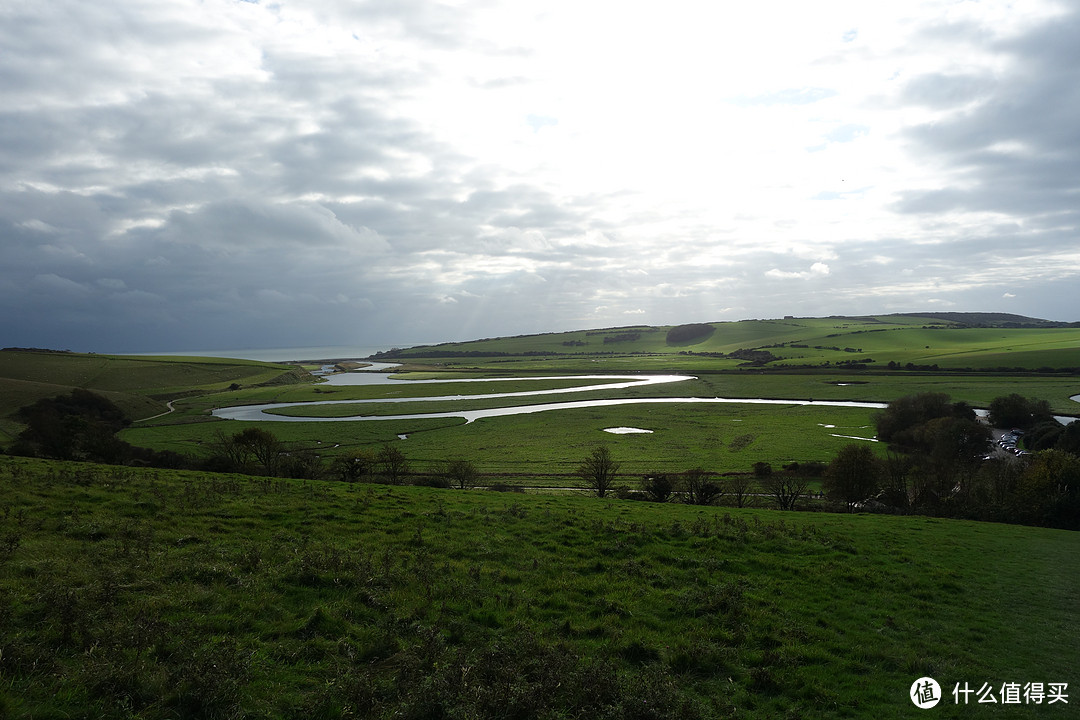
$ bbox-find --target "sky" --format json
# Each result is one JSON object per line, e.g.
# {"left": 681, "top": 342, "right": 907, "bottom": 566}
{"left": 2, "top": 0, "right": 1079, "bottom": 353}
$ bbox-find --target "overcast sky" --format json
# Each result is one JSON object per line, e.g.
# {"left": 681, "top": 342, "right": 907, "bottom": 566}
{"left": 2, "top": 0, "right": 1079, "bottom": 353}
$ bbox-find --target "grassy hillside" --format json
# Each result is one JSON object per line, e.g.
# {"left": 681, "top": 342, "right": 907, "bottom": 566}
{"left": 0, "top": 350, "right": 304, "bottom": 433}
{"left": 380, "top": 314, "right": 1080, "bottom": 372}
{"left": 1, "top": 456, "right": 1076, "bottom": 718}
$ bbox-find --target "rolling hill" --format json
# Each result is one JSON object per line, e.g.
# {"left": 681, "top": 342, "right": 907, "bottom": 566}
{"left": 374, "top": 313, "right": 1080, "bottom": 371}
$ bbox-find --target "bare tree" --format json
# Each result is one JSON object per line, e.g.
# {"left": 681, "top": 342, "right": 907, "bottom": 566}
{"left": 682, "top": 468, "right": 722, "bottom": 505}
{"left": 578, "top": 445, "right": 620, "bottom": 498}
{"left": 722, "top": 473, "right": 755, "bottom": 508}
{"left": 376, "top": 443, "right": 410, "bottom": 485}
{"left": 758, "top": 473, "right": 809, "bottom": 511}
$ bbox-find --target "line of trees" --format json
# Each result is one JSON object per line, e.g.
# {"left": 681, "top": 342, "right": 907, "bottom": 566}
{"left": 592, "top": 453, "right": 825, "bottom": 511}
{"left": 836, "top": 392, "right": 1079, "bottom": 529}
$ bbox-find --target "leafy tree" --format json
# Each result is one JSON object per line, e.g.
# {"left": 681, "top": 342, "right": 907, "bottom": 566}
{"left": 13, "top": 389, "right": 131, "bottom": 462}
{"left": 913, "top": 417, "right": 991, "bottom": 465}
{"left": 824, "top": 444, "right": 881, "bottom": 511}
{"left": 665, "top": 323, "right": 715, "bottom": 343}
{"left": 1056, "top": 421, "right": 1080, "bottom": 456}
{"left": 964, "top": 458, "right": 1023, "bottom": 523}
{"left": 444, "top": 459, "right": 480, "bottom": 490}
{"left": 1017, "top": 450, "right": 1080, "bottom": 528}
{"left": 1026, "top": 421, "right": 1065, "bottom": 452}
{"left": 578, "top": 445, "right": 620, "bottom": 498}
{"left": 987, "top": 393, "right": 1053, "bottom": 430}
{"left": 876, "top": 392, "right": 973, "bottom": 446}
{"left": 232, "top": 427, "right": 283, "bottom": 476}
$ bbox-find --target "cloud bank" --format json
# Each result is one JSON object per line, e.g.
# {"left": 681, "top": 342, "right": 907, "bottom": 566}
{"left": 2, "top": 0, "right": 1078, "bottom": 352}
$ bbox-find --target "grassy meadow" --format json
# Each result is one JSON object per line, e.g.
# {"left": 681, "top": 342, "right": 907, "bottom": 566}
{"left": 2, "top": 315, "right": 1079, "bottom": 716}
{"left": 1, "top": 455, "right": 1076, "bottom": 719}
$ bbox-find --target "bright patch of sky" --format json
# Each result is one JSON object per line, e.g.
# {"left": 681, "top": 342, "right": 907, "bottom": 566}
{"left": 1, "top": 0, "right": 1077, "bottom": 352}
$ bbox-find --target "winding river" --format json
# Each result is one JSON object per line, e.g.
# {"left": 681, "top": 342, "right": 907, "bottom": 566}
{"left": 213, "top": 367, "right": 897, "bottom": 425}
{"left": 210, "top": 363, "right": 1080, "bottom": 426}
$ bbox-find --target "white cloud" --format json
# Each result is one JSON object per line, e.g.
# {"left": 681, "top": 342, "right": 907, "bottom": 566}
{"left": 765, "top": 263, "right": 831, "bottom": 280}
{"left": 2, "top": 0, "right": 1079, "bottom": 351}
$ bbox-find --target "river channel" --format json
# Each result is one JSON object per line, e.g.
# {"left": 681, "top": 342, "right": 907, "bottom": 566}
{"left": 210, "top": 363, "right": 1080, "bottom": 426}
{"left": 213, "top": 366, "right": 897, "bottom": 425}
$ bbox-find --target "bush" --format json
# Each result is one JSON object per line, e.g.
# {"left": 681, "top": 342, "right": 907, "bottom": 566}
{"left": 412, "top": 475, "right": 452, "bottom": 489}
{"left": 641, "top": 473, "right": 676, "bottom": 502}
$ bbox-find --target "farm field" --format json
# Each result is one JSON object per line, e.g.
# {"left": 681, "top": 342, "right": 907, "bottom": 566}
{"left": 1, "top": 455, "right": 1076, "bottom": 719}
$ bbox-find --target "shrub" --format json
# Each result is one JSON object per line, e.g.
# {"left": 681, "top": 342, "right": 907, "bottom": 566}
{"left": 641, "top": 473, "right": 676, "bottom": 502}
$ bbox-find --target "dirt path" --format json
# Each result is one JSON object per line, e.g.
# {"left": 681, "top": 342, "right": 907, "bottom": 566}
{"left": 135, "top": 400, "right": 176, "bottom": 422}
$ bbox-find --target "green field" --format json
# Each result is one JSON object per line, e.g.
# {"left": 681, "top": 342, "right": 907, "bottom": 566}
{"left": 1, "top": 456, "right": 1076, "bottom": 718}
{"left": 384, "top": 314, "right": 1080, "bottom": 372}
{"left": 5, "top": 316, "right": 1077, "bottom": 478}
{"left": 116, "top": 370, "right": 1079, "bottom": 479}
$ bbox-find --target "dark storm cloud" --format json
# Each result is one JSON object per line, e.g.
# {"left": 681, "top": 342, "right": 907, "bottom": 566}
{"left": 895, "top": 7, "right": 1080, "bottom": 219}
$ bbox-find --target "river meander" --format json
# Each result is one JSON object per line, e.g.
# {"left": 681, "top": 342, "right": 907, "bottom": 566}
{"left": 211, "top": 364, "right": 1080, "bottom": 426}
{"left": 213, "top": 369, "right": 898, "bottom": 424}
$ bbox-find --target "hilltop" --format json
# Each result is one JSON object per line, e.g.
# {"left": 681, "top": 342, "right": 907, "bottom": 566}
{"left": 371, "top": 312, "right": 1080, "bottom": 372}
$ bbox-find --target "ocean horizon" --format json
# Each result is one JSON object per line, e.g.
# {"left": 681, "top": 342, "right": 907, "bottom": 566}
{"left": 127, "top": 343, "right": 435, "bottom": 363}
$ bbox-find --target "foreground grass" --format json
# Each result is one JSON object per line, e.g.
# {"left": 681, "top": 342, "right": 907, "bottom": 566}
{"left": 1, "top": 456, "right": 1076, "bottom": 718}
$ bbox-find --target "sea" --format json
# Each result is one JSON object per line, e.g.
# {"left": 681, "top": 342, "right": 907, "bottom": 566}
{"left": 130, "top": 344, "right": 432, "bottom": 363}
